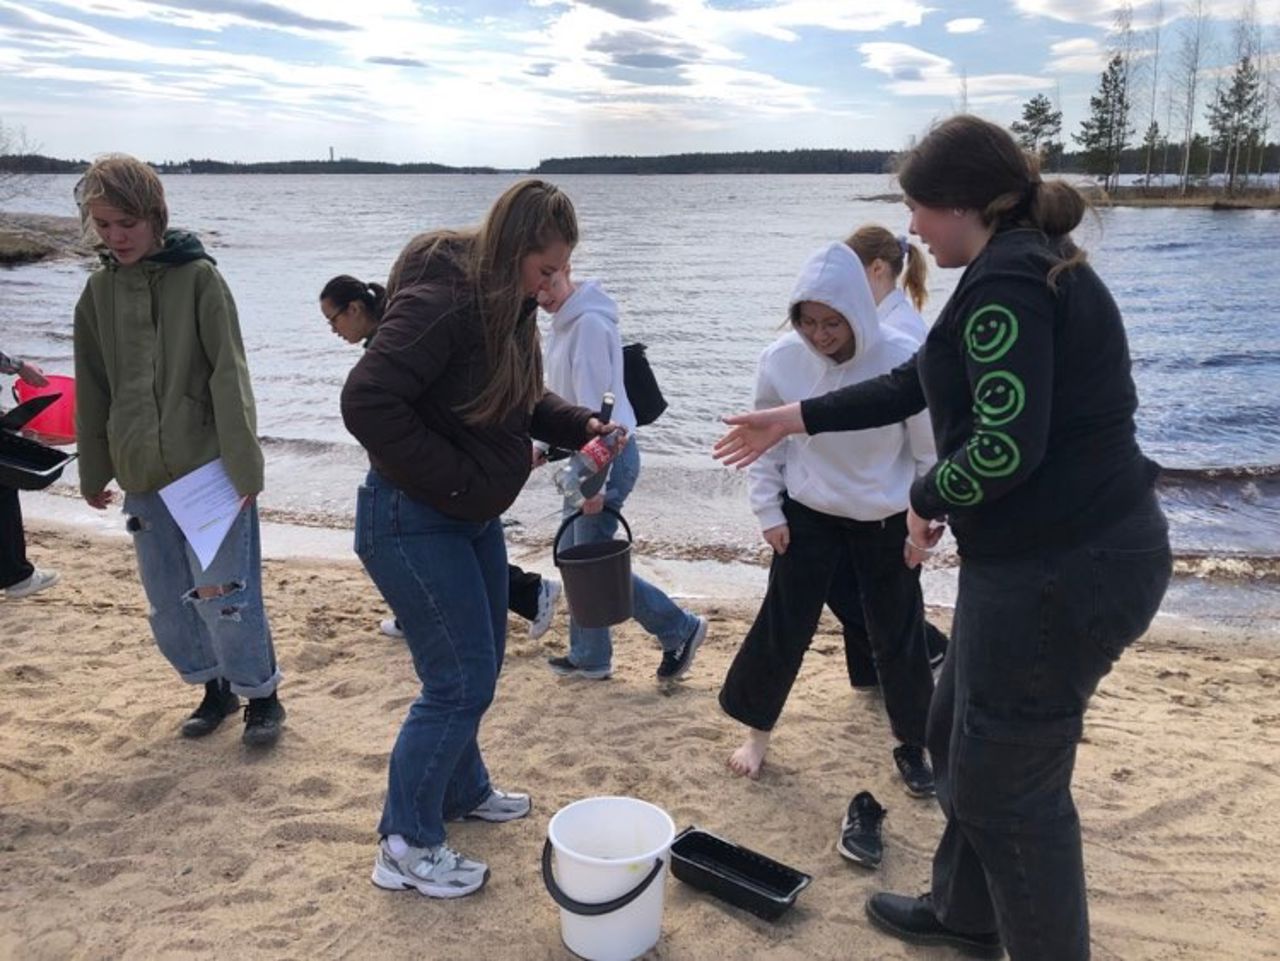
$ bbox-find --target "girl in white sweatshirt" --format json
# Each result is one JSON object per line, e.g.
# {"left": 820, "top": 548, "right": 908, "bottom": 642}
{"left": 720, "top": 241, "right": 937, "bottom": 794}
{"left": 541, "top": 267, "right": 707, "bottom": 682}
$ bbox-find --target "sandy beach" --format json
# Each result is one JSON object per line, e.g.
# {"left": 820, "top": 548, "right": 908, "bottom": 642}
{"left": 2, "top": 522, "right": 1278, "bottom": 961}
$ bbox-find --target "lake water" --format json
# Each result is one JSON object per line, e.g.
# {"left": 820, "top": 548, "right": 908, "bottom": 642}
{"left": 2, "top": 173, "right": 1278, "bottom": 581}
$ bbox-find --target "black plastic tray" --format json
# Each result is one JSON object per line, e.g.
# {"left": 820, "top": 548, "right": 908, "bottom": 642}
{"left": 669, "top": 826, "right": 812, "bottom": 921}
{"left": 0, "top": 430, "right": 76, "bottom": 491}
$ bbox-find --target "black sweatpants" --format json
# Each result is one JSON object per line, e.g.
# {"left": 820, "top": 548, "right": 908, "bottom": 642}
{"left": 506, "top": 564, "right": 543, "bottom": 622}
{"left": 719, "top": 499, "right": 934, "bottom": 746}
{"left": 0, "top": 485, "right": 34, "bottom": 590}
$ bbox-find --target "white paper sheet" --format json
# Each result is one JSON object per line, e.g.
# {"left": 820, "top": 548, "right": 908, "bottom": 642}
{"left": 158, "top": 457, "right": 243, "bottom": 571}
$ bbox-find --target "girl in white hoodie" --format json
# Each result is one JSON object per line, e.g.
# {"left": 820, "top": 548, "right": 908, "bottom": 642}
{"left": 541, "top": 267, "right": 707, "bottom": 682}
{"left": 720, "top": 241, "right": 936, "bottom": 793}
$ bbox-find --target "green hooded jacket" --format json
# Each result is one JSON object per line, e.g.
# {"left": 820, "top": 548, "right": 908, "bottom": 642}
{"left": 73, "top": 230, "right": 264, "bottom": 497}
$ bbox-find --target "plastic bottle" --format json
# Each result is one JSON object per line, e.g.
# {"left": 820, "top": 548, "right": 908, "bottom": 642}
{"left": 553, "top": 392, "right": 624, "bottom": 507}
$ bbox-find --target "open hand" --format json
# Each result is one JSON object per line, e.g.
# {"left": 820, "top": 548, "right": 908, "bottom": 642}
{"left": 712, "top": 403, "right": 804, "bottom": 469}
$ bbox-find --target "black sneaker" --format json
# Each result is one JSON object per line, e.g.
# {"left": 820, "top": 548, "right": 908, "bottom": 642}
{"left": 893, "top": 744, "right": 936, "bottom": 798}
{"left": 656, "top": 616, "right": 707, "bottom": 681}
{"left": 181, "top": 679, "right": 239, "bottom": 739}
{"left": 837, "top": 791, "right": 886, "bottom": 867}
{"left": 242, "top": 691, "right": 286, "bottom": 747}
{"left": 866, "top": 892, "right": 1004, "bottom": 959}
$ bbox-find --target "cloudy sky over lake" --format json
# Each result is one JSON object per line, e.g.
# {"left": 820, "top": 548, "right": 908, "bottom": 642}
{"left": 1, "top": 0, "right": 1275, "bottom": 166}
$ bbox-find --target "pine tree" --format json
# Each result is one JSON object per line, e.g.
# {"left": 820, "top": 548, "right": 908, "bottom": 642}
{"left": 1011, "top": 93, "right": 1063, "bottom": 169}
{"left": 1074, "top": 54, "right": 1132, "bottom": 190}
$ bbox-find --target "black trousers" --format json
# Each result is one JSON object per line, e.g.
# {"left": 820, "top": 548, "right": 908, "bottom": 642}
{"left": 833, "top": 555, "right": 949, "bottom": 686}
{"left": 1, "top": 485, "right": 34, "bottom": 590}
{"left": 929, "top": 492, "right": 1171, "bottom": 961}
{"left": 506, "top": 564, "right": 543, "bottom": 621}
{"left": 720, "top": 499, "right": 933, "bottom": 746}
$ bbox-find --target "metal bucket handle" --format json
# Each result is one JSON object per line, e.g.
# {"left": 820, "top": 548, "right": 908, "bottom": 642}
{"left": 552, "top": 505, "right": 633, "bottom": 568}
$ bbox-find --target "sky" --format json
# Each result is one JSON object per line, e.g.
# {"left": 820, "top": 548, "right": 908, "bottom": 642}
{"left": 1, "top": 0, "right": 1277, "bottom": 168}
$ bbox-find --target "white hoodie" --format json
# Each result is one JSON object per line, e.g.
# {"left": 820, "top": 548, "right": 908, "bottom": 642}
{"left": 542, "top": 279, "right": 638, "bottom": 431}
{"left": 876, "top": 287, "right": 929, "bottom": 345}
{"left": 748, "top": 243, "right": 936, "bottom": 530}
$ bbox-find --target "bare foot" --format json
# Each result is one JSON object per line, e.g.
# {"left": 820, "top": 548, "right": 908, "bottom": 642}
{"left": 727, "top": 729, "right": 771, "bottom": 779}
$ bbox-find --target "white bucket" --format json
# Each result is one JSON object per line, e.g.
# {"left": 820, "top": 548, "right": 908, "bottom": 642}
{"left": 543, "top": 796, "right": 676, "bottom": 961}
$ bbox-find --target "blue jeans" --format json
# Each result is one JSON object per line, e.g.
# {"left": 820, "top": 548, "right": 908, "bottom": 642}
{"left": 123, "top": 492, "right": 280, "bottom": 699}
{"left": 560, "top": 439, "right": 699, "bottom": 672}
{"left": 929, "top": 491, "right": 1171, "bottom": 960}
{"left": 356, "top": 470, "right": 505, "bottom": 848}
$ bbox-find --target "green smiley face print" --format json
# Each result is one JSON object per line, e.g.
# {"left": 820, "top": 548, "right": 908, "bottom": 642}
{"left": 964, "top": 305, "right": 1019, "bottom": 364}
{"left": 967, "top": 430, "right": 1022, "bottom": 478}
{"left": 936, "top": 461, "right": 984, "bottom": 506}
{"left": 973, "top": 371, "right": 1026, "bottom": 427}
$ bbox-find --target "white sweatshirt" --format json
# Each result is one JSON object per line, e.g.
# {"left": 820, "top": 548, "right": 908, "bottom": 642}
{"left": 876, "top": 288, "right": 929, "bottom": 345}
{"left": 542, "top": 279, "right": 638, "bottom": 431}
{"left": 748, "top": 242, "right": 936, "bottom": 530}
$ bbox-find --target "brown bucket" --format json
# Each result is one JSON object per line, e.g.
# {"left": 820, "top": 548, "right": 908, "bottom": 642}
{"left": 553, "top": 506, "right": 634, "bottom": 628}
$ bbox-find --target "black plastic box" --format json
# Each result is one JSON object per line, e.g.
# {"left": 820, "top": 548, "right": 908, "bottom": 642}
{"left": 669, "top": 826, "right": 812, "bottom": 921}
{"left": 0, "top": 397, "right": 77, "bottom": 491}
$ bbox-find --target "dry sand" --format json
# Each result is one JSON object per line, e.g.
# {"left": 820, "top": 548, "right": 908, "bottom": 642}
{"left": 2, "top": 523, "right": 1278, "bottom": 961}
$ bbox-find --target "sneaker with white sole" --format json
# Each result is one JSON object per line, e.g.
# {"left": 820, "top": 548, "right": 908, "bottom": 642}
{"left": 546, "top": 655, "right": 612, "bottom": 680}
{"left": 528, "top": 578, "right": 561, "bottom": 640}
{"left": 371, "top": 839, "right": 489, "bottom": 898}
{"left": 459, "top": 788, "right": 532, "bottom": 823}
{"left": 4, "top": 567, "right": 59, "bottom": 600}
{"left": 656, "top": 615, "right": 707, "bottom": 680}
{"left": 380, "top": 618, "right": 404, "bottom": 638}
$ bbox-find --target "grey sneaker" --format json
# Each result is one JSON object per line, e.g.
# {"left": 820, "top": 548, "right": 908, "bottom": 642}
{"left": 371, "top": 839, "right": 489, "bottom": 898}
{"left": 656, "top": 616, "right": 707, "bottom": 680}
{"left": 528, "top": 578, "right": 561, "bottom": 640}
{"left": 547, "top": 655, "right": 612, "bottom": 680}
{"left": 460, "top": 788, "right": 531, "bottom": 823}
{"left": 379, "top": 618, "right": 404, "bottom": 638}
{"left": 4, "top": 567, "right": 59, "bottom": 600}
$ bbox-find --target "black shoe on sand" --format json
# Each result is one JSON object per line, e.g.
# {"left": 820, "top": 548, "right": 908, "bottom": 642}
{"left": 242, "top": 691, "right": 286, "bottom": 747}
{"left": 837, "top": 791, "right": 886, "bottom": 867}
{"left": 181, "top": 679, "right": 239, "bottom": 738}
{"left": 866, "top": 892, "right": 1004, "bottom": 959}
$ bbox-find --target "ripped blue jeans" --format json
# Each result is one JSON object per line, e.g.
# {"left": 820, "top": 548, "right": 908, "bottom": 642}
{"left": 123, "top": 491, "right": 281, "bottom": 699}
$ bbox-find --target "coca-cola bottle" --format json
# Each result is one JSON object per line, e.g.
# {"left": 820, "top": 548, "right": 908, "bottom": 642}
{"left": 553, "top": 392, "right": 625, "bottom": 507}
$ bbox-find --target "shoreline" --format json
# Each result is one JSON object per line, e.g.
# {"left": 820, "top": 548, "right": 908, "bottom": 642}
{"left": 18, "top": 493, "right": 1280, "bottom": 643}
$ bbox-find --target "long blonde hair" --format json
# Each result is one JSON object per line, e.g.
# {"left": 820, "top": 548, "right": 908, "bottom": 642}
{"left": 845, "top": 225, "right": 929, "bottom": 312}
{"left": 461, "top": 179, "right": 578, "bottom": 426}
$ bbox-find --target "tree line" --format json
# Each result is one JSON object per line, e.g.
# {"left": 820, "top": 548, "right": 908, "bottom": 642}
{"left": 1012, "top": 0, "right": 1277, "bottom": 194}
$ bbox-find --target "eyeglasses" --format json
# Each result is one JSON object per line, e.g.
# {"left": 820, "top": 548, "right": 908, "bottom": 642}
{"left": 324, "top": 304, "right": 348, "bottom": 325}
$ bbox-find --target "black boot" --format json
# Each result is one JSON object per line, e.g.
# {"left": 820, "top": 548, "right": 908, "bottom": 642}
{"left": 866, "top": 893, "right": 1004, "bottom": 959}
{"left": 181, "top": 679, "right": 239, "bottom": 738}
{"left": 242, "top": 690, "right": 286, "bottom": 747}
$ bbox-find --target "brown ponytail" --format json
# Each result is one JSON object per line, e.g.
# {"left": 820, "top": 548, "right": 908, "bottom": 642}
{"left": 896, "top": 114, "right": 1091, "bottom": 288}
{"left": 845, "top": 224, "right": 929, "bottom": 312}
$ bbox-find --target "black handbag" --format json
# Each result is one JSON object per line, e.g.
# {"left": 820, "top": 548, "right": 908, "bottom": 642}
{"left": 622, "top": 342, "right": 667, "bottom": 427}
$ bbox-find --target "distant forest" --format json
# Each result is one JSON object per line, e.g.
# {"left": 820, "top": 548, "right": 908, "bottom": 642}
{"left": 2, "top": 145, "right": 1276, "bottom": 177}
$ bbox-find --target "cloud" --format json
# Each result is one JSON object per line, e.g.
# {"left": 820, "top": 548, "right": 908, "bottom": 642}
{"left": 945, "top": 17, "right": 984, "bottom": 34}
{"left": 366, "top": 55, "right": 427, "bottom": 67}
{"left": 1047, "top": 37, "right": 1106, "bottom": 73}
{"left": 146, "top": 0, "right": 357, "bottom": 32}
{"left": 1013, "top": 0, "right": 1280, "bottom": 28}
{"left": 577, "top": 0, "right": 674, "bottom": 21}
{"left": 859, "top": 41, "right": 1050, "bottom": 103}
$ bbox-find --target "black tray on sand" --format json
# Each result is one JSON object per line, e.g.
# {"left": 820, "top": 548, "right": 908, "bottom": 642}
{"left": 0, "top": 395, "right": 77, "bottom": 491}
{"left": 669, "top": 826, "right": 812, "bottom": 921}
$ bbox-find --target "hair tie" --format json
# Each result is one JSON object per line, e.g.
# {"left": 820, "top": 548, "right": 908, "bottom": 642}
{"left": 896, "top": 234, "right": 910, "bottom": 258}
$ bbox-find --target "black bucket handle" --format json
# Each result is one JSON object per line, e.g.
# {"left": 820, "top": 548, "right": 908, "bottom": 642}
{"left": 541, "top": 838, "right": 664, "bottom": 917}
{"left": 552, "top": 505, "right": 633, "bottom": 568}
